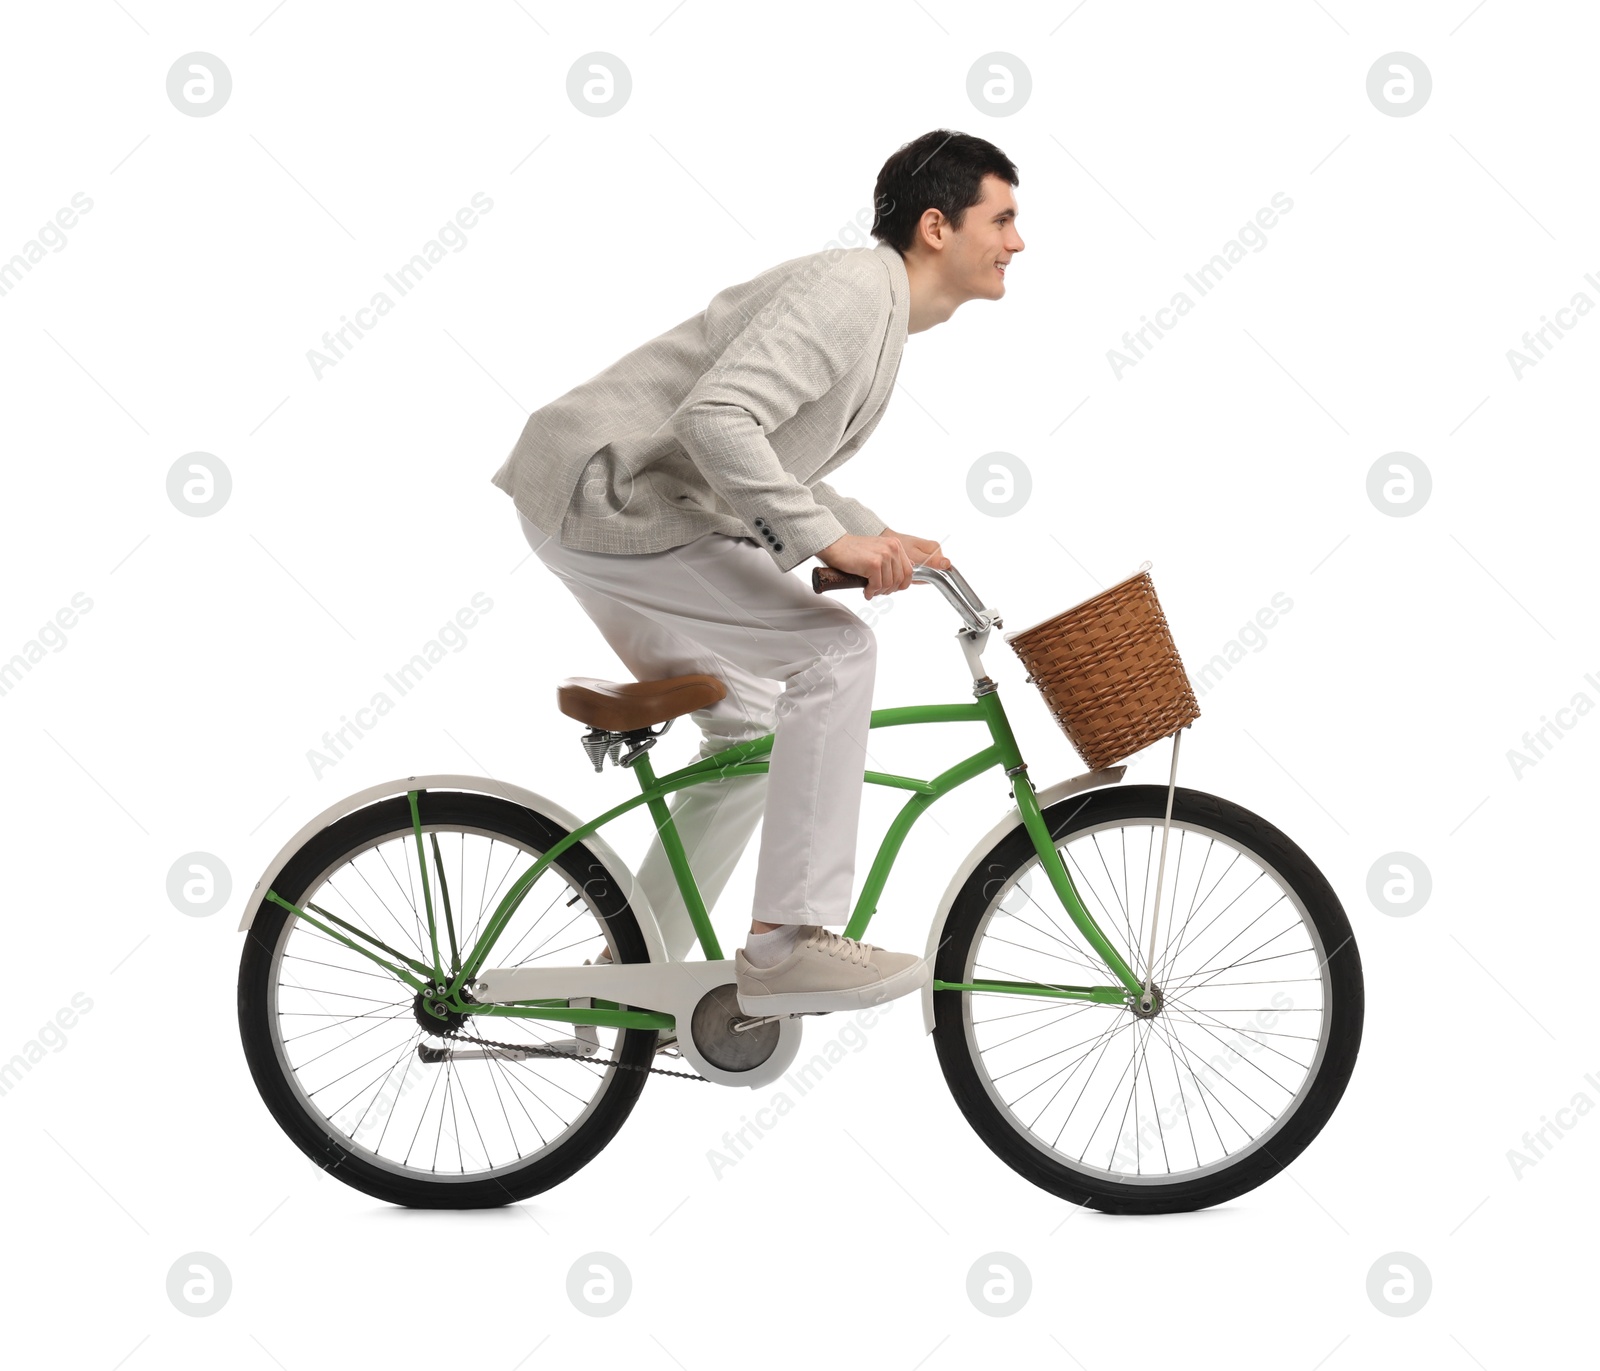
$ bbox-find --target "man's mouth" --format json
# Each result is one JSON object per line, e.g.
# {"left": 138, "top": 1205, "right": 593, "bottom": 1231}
{"left": 995, "top": 261, "right": 1008, "bottom": 277}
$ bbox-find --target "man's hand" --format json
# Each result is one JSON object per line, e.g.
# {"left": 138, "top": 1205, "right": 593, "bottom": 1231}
{"left": 817, "top": 529, "right": 952, "bottom": 599}
{"left": 882, "top": 529, "right": 952, "bottom": 573}
{"left": 816, "top": 533, "right": 915, "bottom": 599}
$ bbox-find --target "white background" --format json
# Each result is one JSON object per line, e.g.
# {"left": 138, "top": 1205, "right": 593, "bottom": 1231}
{"left": 1, "top": 0, "right": 1593, "bottom": 1365}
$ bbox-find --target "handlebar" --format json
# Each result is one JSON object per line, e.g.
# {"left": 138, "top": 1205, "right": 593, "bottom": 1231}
{"left": 811, "top": 563, "right": 1000, "bottom": 634}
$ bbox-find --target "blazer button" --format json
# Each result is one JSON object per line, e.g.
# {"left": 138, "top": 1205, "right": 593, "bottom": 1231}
{"left": 773, "top": 541, "right": 784, "bottom": 551}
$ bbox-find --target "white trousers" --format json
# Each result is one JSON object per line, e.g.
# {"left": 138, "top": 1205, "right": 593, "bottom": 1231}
{"left": 521, "top": 513, "right": 877, "bottom": 959}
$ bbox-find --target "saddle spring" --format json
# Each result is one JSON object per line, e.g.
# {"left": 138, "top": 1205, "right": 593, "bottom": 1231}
{"left": 579, "top": 718, "right": 674, "bottom": 771}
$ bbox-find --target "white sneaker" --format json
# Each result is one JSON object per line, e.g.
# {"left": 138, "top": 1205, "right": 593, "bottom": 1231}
{"left": 734, "top": 925, "right": 930, "bottom": 1016}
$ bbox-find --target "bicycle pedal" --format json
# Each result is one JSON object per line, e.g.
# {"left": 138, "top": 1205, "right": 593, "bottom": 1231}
{"left": 731, "top": 1009, "right": 831, "bottom": 1033}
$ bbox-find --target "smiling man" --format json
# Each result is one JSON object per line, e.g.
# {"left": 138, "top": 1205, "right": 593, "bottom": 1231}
{"left": 492, "top": 128, "right": 1023, "bottom": 1021}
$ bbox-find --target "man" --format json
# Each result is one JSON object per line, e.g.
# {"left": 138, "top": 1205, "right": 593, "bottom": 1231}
{"left": 491, "top": 129, "right": 1023, "bottom": 1018}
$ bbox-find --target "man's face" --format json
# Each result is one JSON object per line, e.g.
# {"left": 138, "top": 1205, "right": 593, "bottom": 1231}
{"left": 945, "top": 173, "right": 1024, "bottom": 301}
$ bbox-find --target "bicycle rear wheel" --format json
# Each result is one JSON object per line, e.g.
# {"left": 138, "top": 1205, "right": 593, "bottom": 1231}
{"left": 238, "top": 790, "right": 658, "bottom": 1208}
{"left": 932, "top": 784, "right": 1363, "bottom": 1214}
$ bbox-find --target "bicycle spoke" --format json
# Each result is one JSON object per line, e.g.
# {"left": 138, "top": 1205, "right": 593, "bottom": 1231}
{"left": 1134, "top": 1021, "right": 1171, "bottom": 1174}
{"left": 295, "top": 1004, "right": 413, "bottom": 1071}
{"left": 978, "top": 929, "right": 1109, "bottom": 979}
{"left": 1027, "top": 1013, "right": 1133, "bottom": 1132}
{"left": 463, "top": 837, "right": 521, "bottom": 957}
{"left": 1090, "top": 831, "right": 1136, "bottom": 957}
{"left": 506, "top": 899, "right": 606, "bottom": 968}
{"left": 471, "top": 1027, "right": 543, "bottom": 1156}
{"left": 403, "top": 1054, "right": 447, "bottom": 1167}
{"left": 1151, "top": 847, "right": 1244, "bottom": 983}
{"left": 342, "top": 855, "right": 429, "bottom": 965}
{"left": 282, "top": 952, "right": 400, "bottom": 983}
{"left": 261, "top": 813, "right": 645, "bottom": 1187}
{"left": 1151, "top": 828, "right": 1189, "bottom": 983}
{"left": 330, "top": 1030, "right": 419, "bottom": 1134}
{"left": 279, "top": 1006, "right": 411, "bottom": 1044}
{"left": 975, "top": 998, "right": 1100, "bottom": 1054}
{"left": 1160, "top": 1006, "right": 1304, "bottom": 1101}
{"left": 994, "top": 1011, "right": 1134, "bottom": 1094}
{"left": 1147, "top": 1012, "right": 1203, "bottom": 1168}
{"left": 1000, "top": 887, "right": 1111, "bottom": 969}
{"left": 1152, "top": 1012, "right": 1247, "bottom": 1153}
{"left": 333, "top": 1034, "right": 414, "bottom": 1143}
{"left": 1157, "top": 834, "right": 1213, "bottom": 981}
{"left": 1063, "top": 845, "right": 1136, "bottom": 973}
{"left": 970, "top": 999, "right": 1091, "bottom": 1027}
{"left": 1163, "top": 1001, "right": 1318, "bottom": 1071}
{"left": 960, "top": 811, "right": 1335, "bottom": 1186}
{"left": 1164, "top": 908, "right": 1312, "bottom": 991}
{"left": 1072, "top": 1028, "right": 1142, "bottom": 1165}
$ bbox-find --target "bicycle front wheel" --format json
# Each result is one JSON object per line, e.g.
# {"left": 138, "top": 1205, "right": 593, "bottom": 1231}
{"left": 238, "top": 790, "right": 659, "bottom": 1208}
{"left": 933, "top": 784, "right": 1363, "bottom": 1214}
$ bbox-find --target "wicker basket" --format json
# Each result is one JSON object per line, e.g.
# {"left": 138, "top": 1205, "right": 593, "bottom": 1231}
{"left": 1003, "top": 562, "right": 1200, "bottom": 771}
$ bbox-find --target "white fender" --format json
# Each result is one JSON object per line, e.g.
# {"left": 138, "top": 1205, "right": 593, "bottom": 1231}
{"left": 236, "top": 773, "right": 667, "bottom": 968}
{"left": 918, "top": 766, "right": 1126, "bottom": 1034}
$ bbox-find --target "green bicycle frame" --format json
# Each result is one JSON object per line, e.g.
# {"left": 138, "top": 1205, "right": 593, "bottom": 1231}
{"left": 265, "top": 689, "right": 1146, "bottom": 1034}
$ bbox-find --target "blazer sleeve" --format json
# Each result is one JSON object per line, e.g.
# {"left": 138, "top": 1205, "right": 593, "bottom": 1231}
{"left": 809, "top": 479, "right": 887, "bottom": 538}
{"left": 668, "top": 259, "right": 885, "bottom": 573}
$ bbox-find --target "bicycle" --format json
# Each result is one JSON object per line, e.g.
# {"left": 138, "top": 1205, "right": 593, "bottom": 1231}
{"left": 237, "top": 561, "right": 1363, "bottom": 1213}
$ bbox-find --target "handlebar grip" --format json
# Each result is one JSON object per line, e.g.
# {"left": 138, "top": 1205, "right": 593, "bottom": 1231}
{"left": 812, "top": 566, "right": 871, "bottom": 594}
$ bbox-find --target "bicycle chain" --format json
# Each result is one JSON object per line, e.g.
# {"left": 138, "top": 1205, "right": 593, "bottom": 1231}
{"left": 437, "top": 1023, "right": 712, "bottom": 1082}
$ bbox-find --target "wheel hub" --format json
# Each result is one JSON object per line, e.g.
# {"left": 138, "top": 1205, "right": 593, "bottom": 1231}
{"left": 414, "top": 982, "right": 466, "bottom": 1036}
{"left": 1129, "top": 985, "right": 1164, "bottom": 1019}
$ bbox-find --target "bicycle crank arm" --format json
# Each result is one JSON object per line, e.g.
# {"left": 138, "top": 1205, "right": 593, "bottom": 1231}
{"left": 731, "top": 1010, "right": 831, "bottom": 1033}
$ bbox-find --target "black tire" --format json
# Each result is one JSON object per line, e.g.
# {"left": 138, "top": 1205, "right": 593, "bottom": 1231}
{"left": 238, "top": 790, "right": 658, "bottom": 1208}
{"left": 932, "top": 784, "right": 1363, "bottom": 1214}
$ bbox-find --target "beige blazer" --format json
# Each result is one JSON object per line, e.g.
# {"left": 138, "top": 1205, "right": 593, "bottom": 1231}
{"left": 490, "top": 240, "right": 909, "bottom": 574}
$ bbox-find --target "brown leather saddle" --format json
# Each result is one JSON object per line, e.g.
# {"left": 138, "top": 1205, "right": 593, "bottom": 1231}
{"left": 556, "top": 673, "right": 726, "bottom": 733}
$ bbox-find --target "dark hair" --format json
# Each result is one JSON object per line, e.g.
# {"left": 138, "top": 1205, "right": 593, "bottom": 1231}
{"left": 871, "top": 129, "right": 1019, "bottom": 255}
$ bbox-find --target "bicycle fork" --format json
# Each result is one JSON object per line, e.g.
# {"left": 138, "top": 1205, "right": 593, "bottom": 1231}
{"left": 944, "top": 684, "right": 1158, "bottom": 1011}
{"left": 1004, "top": 767, "right": 1147, "bottom": 1007}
